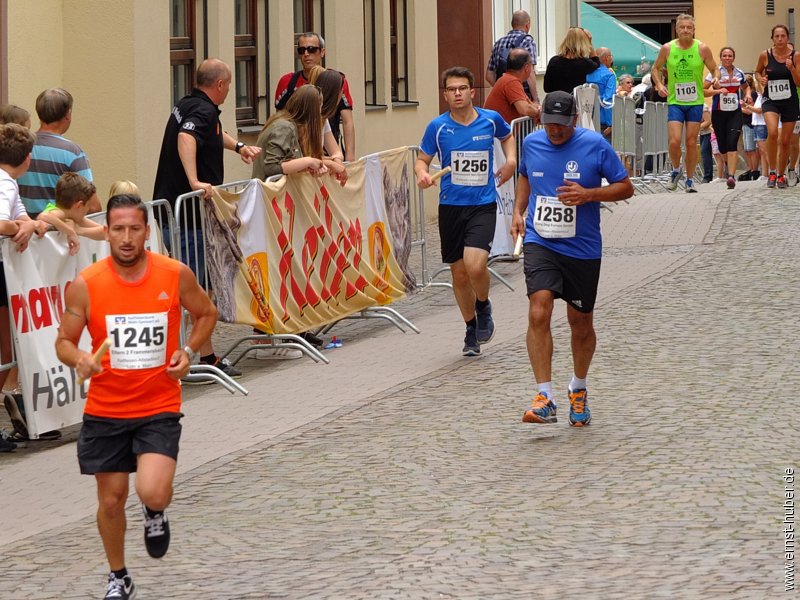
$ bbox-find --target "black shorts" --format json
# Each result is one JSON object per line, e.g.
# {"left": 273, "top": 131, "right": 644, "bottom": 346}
{"left": 438, "top": 202, "right": 496, "bottom": 264}
{"left": 77, "top": 412, "right": 183, "bottom": 474}
{"left": 762, "top": 98, "right": 800, "bottom": 123}
{"left": 523, "top": 244, "right": 601, "bottom": 313}
{"left": 710, "top": 110, "right": 742, "bottom": 155}
{"left": 0, "top": 267, "right": 7, "bottom": 308}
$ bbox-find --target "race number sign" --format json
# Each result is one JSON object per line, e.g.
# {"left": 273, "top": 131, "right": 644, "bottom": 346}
{"left": 720, "top": 93, "right": 739, "bottom": 111}
{"left": 533, "top": 196, "right": 576, "bottom": 238}
{"left": 450, "top": 151, "right": 489, "bottom": 186}
{"left": 675, "top": 82, "right": 698, "bottom": 103}
{"left": 105, "top": 313, "right": 168, "bottom": 370}
{"left": 768, "top": 79, "right": 791, "bottom": 101}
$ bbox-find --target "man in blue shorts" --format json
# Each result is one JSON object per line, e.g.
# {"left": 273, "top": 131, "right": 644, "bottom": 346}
{"left": 415, "top": 66, "right": 516, "bottom": 356}
{"left": 652, "top": 13, "right": 718, "bottom": 193}
{"left": 511, "top": 91, "right": 633, "bottom": 426}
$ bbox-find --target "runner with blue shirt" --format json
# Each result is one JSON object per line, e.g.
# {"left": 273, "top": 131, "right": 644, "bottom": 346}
{"left": 415, "top": 66, "right": 516, "bottom": 356}
{"left": 511, "top": 91, "right": 633, "bottom": 426}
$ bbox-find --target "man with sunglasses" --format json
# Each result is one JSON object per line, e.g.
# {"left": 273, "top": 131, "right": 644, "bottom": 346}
{"left": 274, "top": 32, "right": 356, "bottom": 162}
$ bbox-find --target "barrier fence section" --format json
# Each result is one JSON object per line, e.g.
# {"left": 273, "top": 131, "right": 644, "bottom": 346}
{"left": 1, "top": 200, "right": 178, "bottom": 438}
{"left": 641, "top": 101, "right": 671, "bottom": 189}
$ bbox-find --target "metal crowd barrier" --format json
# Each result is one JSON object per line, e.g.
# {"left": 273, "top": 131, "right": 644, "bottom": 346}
{"left": 641, "top": 101, "right": 671, "bottom": 190}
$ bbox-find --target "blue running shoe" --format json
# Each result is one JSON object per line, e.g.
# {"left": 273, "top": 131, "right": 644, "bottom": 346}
{"left": 668, "top": 169, "right": 682, "bottom": 191}
{"left": 568, "top": 388, "right": 592, "bottom": 427}
{"left": 462, "top": 324, "right": 480, "bottom": 356}
{"left": 475, "top": 299, "right": 495, "bottom": 344}
{"left": 522, "top": 392, "right": 557, "bottom": 424}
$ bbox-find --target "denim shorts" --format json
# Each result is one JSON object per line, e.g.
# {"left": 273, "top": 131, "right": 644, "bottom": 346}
{"left": 741, "top": 125, "right": 756, "bottom": 152}
{"left": 668, "top": 104, "right": 704, "bottom": 123}
{"left": 752, "top": 124, "right": 768, "bottom": 142}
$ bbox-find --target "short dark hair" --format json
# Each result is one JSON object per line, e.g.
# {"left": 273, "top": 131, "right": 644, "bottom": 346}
{"left": 56, "top": 172, "right": 97, "bottom": 209}
{"left": 298, "top": 32, "right": 325, "bottom": 48}
{"left": 507, "top": 49, "right": 531, "bottom": 72}
{"left": 441, "top": 66, "right": 474, "bottom": 89}
{"left": 0, "top": 123, "right": 35, "bottom": 167}
{"left": 35, "top": 88, "right": 73, "bottom": 124}
{"left": 107, "top": 194, "right": 147, "bottom": 225}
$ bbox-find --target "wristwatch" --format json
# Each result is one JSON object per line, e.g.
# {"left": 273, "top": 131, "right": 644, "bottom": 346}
{"left": 235, "top": 141, "right": 245, "bottom": 154}
{"left": 183, "top": 346, "right": 198, "bottom": 362}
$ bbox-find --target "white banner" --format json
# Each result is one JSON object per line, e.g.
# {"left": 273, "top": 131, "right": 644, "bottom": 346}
{"left": 2, "top": 207, "right": 160, "bottom": 438}
{"left": 490, "top": 138, "right": 516, "bottom": 257}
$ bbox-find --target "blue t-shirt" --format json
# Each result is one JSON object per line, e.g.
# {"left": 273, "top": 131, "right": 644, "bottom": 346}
{"left": 518, "top": 128, "right": 627, "bottom": 259}
{"left": 419, "top": 107, "right": 512, "bottom": 206}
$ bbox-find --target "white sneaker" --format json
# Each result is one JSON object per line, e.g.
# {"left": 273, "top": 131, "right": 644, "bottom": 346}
{"left": 253, "top": 347, "right": 303, "bottom": 360}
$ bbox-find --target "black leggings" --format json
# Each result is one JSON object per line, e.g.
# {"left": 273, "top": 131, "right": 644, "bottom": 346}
{"left": 711, "top": 109, "right": 743, "bottom": 155}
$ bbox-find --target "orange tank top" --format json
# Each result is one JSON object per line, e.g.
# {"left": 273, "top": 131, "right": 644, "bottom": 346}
{"left": 82, "top": 252, "right": 183, "bottom": 418}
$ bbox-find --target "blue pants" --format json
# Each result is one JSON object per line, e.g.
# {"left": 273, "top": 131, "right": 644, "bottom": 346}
{"left": 699, "top": 133, "right": 713, "bottom": 182}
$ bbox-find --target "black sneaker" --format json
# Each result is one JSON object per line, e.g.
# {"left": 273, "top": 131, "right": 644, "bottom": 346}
{"left": 143, "top": 505, "right": 170, "bottom": 558}
{"left": 0, "top": 430, "right": 16, "bottom": 453}
{"left": 462, "top": 324, "right": 480, "bottom": 357}
{"left": 300, "top": 331, "right": 324, "bottom": 348}
{"left": 475, "top": 299, "right": 495, "bottom": 344}
{"left": 103, "top": 572, "right": 136, "bottom": 599}
{"left": 737, "top": 170, "right": 752, "bottom": 182}
{"left": 211, "top": 357, "right": 242, "bottom": 378}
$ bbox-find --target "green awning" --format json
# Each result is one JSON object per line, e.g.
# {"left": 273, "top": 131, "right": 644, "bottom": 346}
{"left": 581, "top": 2, "right": 661, "bottom": 78}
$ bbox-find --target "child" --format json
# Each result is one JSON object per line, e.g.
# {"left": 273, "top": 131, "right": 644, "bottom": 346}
{"left": 0, "top": 104, "right": 31, "bottom": 128}
{"left": 38, "top": 172, "right": 104, "bottom": 254}
{"left": 108, "top": 180, "right": 140, "bottom": 198}
{"left": 0, "top": 124, "right": 48, "bottom": 450}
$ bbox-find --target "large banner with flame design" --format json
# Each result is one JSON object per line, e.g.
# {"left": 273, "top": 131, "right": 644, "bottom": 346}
{"left": 204, "top": 146, "right": 416, "bottom": 333}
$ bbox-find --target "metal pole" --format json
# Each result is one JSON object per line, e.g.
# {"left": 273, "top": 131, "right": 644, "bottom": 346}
{"left": 789, "top": 9, "right": 796, "bottom": 47}
{"left": 570, "top": 0, "right": 580, "bottom": 27}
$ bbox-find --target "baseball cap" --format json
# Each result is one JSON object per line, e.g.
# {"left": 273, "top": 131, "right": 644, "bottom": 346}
{"left": 541, "top": 91, "right": 577, "bottom": 125}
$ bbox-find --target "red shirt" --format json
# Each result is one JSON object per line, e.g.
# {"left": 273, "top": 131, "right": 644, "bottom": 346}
{"left": 484, "top": 73, "right": 530, "bottom": 125}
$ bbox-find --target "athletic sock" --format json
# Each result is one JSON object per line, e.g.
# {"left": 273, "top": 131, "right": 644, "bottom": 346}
{"left": 144, "top": 505, "right": 162, "bottom": 518}
{"left": 112, "top": 567, "right": 128, "bottom": 579}
{"left": 537, "top": 382, "right": 553, "bottom": 400}
{"left": 466, "top": 317, "right": 477, "bottom": 328}
{"left": 569, "top": 376, "right": 587, "bottom": 391}
{"left": 200, "top": 353, "right": 216, "bottom": 364}
{"left": 686, "top": 177, "right": 693, "bottom": 186}
{"left": 475, "top": 298, "right": 490, "bottom": 311}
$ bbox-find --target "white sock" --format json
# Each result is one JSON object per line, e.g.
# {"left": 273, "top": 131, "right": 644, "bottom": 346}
{"left": 537, "top": 382, "right": 553, "bottom": 401}
{"left": 569, "top": 376, "right": 587, "bottom": 392}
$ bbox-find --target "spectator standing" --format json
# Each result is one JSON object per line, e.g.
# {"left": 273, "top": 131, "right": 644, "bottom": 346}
{"left": 274, "top": 32, "right": 356, "bottom": 161}
{"left": 616, "top": 74, "right": 634, "bottom": 98}
{"left": 739, "top": 74, "right": 761, "bottom": 181}
{"left": 652, "top": 13, "right": 719, "bottom": 193}
{"left": 17, "top": 89, "right": 100, "bottom": 218}
{"left": 698, "top": 104, "right": 714, "bottom": 183}
{"left": 152, "top": 58, "right": 260, "bottom": 379}
{"left": 484, "top": 48, "right": 541, "bottom": 124}
{"left": 0, "top": 104, "right": 31, "bottom": 128}
{"left": 543, "top": 27, "right": 600, "bottom": 94}
{"left": 0, "top": 124, "right": 48, "bottom": 451}
{"left": 485, "top": 10, "right": 540, "bottom": 103}
{"left": 586, "top": 47, "right": 617, "bottom": 138}
{"left": 415, "top": 67, "right": 516, "bottom": 356}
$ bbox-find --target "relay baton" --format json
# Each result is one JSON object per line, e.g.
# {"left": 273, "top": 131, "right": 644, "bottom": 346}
{"left": 431, "top": 166, "right": 451, "bottom": 184}
{"left": 513, "top": 234, "right": 524, "bottom": 258}
{"left": 77, "top": 338, "right": 111, "bottom": 385}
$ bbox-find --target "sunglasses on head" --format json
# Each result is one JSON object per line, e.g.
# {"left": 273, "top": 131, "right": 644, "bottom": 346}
{"left": 297, "top": 46, "right": 321, "bottom": 55}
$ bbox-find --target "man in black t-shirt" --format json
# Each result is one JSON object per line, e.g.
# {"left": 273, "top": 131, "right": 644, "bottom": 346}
{"left": 153, "top": 58, "right": 260, "bottom": 378}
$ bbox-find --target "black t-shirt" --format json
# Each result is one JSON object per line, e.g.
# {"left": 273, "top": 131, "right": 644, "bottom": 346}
{"left": 153, "top": 89, "right": 224, "bottom": 206}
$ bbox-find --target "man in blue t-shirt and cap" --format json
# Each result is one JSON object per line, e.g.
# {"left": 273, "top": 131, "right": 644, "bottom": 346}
{"left": 511, "top": 90, "right": 633, "bottom": 427}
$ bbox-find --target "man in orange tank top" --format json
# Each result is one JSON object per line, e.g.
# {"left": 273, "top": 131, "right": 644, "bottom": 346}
{"left": 56, "top": 194, "right": 218, "bottom": 600}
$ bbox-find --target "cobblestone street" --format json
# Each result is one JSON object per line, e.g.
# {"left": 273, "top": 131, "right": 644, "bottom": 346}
{"left": 1, "top": 181, "right": 797, "bottom": 599}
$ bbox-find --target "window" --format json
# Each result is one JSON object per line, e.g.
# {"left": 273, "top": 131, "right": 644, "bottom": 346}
{"left": 389, "top": 0, "right": 410, "bottom": 102}
{"left": 235, "top": 0, "right": 258, "bottom": 125}
{"left": 491, "top": 0, "right": 556, "bottom": 67}
{"left": 170, "top": 0, "right": 196, "bottom": 106}
{"left": 364, "top": 0, "right": 380, "bottom": 105}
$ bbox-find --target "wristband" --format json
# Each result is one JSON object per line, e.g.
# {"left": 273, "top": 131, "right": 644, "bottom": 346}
{"left": 235, "top": 141, "right": 245, "bottom": 154}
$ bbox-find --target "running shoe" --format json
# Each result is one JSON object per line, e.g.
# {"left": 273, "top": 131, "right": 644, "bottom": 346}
{"left": 0, "top": 430, "right": 16, "bottom": 452}
{"left": 736, "top": 170, "right": 752, "bottom": 182}
{"left": 726, "top": 176, "right": 736, "bottom": 189}
{"left": 143, "top": 505, "right": 170, "bottom": 558}
{"left": 568, "top": 388, "right": 592, "bottom": 427}
{"left": 668, "top": 169, "right": 682, "bottom": 191}
{"left": 213, "top": 357, "right": 242, "bottom": 378}
{"left": 777, "top": 174, "right": 788, "bottom": 189}
{"left": 788, "top": 170, "right": 798, "bottom": 186}
{"left": 685, "top": 179, "right": 697, "bottom": 193}
{"left": 3, "top": 393, "right": 27, "bottom": 439}
{"left": 103, "top": 572, "right": 136, "bottom": 599}
{"left": 767, "top": 173, "right": 777, "bottom": 188}
{"left": 462, "top": 324, "right": 480, "bottom": 357}
{"left": 475, "top": 299, "right": 495, "bottom": 344}
{"left": 522, "top": 392, "right": 558, "bottom": 424}
{"left": 300, "top": 331, "right": 325, "bottom": 348}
